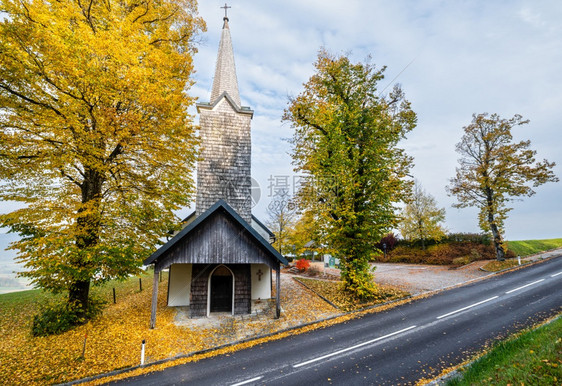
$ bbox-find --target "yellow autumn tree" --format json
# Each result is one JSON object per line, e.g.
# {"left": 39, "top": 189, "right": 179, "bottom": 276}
{"left": 284, "top": 51, "right": 416, "bottom": 299}
{"left": 399, "top": 180, "right": 446, "bottom": 249}
{"left": 447, "top": 113, "right": 558, "bottom": 260}
{"left": 0, "top": 0, "right": 204, "bottom": 316}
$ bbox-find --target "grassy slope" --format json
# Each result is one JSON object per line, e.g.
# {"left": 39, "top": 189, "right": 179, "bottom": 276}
{"left": 447, "top": 316, "right": 562, "bottom": 385}
{"left": 507, "top": 238, "right": 562, "bottom": 257}
{"left": 0, "top": 271, "right": 189, "bottom": 385}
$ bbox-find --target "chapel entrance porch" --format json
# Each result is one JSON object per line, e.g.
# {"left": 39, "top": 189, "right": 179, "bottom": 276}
{"left": 209, "top": 265, "right": 233, "bottom": 313}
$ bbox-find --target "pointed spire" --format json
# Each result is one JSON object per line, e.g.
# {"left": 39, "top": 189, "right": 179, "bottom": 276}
{"left": 210, "top": 14, "right": 241, "bottom": 108}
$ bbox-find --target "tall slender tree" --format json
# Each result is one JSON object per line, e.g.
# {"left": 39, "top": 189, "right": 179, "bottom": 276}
{"left": 283, "top": 50, "right": 416, "bottom": 299}
{"left": 0, "top": 0, "right": 204, "bottom": 314}
{"left": 399, "top": 181, "right": 446, "bottom": 249}
{"left": 265, "top": 190, "right": 297, "bottom": 256}
{"left": 447, "top": 113, "right": 558, "bottom": 260}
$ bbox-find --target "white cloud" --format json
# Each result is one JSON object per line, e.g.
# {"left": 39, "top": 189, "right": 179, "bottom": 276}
{"left": 2, "top": 0, "right": 561, "bottom": 268}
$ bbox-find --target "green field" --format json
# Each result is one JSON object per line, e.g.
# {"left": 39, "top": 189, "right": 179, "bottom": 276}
{"left": 507, "top": 238, "right": 562, "bottom": 257}
{"left": 447, "top": 316, "right": 562, "bottom": 385}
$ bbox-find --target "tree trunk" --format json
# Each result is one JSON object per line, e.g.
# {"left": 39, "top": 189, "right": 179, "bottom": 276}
{"left": 489, "top": 221, "right": 505, "bottom": 261}
{"left": 69, "top": 167, "right": 103, "bottom": 313}
{"left": 418, "top": 219, "right": 425, "bottom": 250}
{"left": 485, "top": 187, "right": 505, "bottom": 261}
{"left": 68, "top": 279, "right": 91, "bottom": 312}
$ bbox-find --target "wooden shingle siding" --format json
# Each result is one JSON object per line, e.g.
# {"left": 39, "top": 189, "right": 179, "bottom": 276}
{"left": 196, "top": 101, "right": 253, "bottom": 223}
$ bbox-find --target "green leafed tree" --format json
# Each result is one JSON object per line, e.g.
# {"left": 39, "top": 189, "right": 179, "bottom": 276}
{"left": 283, "top": 50, "right": 417, "bottom": 299}
{"left": 0, "top": 0, "right": 204, "bottom": 315}
{"left": 447, "top": 113, "right": 558, "bottom": 260}
{"left": 399, "top": 180, "right": 446, "bottom": 249}
{"left": 286, "top": 209, "right": 322, "bottom": 258}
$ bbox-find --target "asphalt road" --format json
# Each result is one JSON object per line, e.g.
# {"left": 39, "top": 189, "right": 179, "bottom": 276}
{"left": 112, "top": 256, "right": 562, "bottom": 385}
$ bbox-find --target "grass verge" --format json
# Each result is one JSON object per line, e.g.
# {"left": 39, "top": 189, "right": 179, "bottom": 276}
{"left": 294, "top": 277, "right": 409, "bottom": 312}
{"left": 507, "top": 238, "right": 562, "bottom": 257}
{"left": 447, "top": 316, "right": 562, "bottom": 385}
{"left": 480, "top": 259, "right": 521, "bottom": 272}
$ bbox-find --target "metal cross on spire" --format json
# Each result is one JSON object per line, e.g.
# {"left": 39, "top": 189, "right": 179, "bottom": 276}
{"left": 221, "top": 3, "right": 231, "bottom": 20}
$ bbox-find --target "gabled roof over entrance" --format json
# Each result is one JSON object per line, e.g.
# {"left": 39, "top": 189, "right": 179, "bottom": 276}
{"left": 180, "top": 210, "right": 274, "bottom": 241}
{"left": 144, "top": 200, "right": 287, "bottom": 271}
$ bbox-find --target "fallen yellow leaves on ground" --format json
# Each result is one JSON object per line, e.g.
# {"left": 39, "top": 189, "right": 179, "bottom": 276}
{"left": 94, "top": 283, "right": 421, "bottom": 385}
{"left": 481, "top": 259, "right": 521, "bottom": 272}
{"left": 294, "top": 277, "right": 410, "bottom": 311}
{"left": 0, "top": 272, "right": 340, "bottom": 385}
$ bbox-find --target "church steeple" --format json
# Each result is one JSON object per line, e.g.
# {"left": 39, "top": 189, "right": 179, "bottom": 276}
{"left": 210, "top": 15, "right": 241, "bottom": 108}
{"left": 195, "top": 8, "right": 253, "bottom": 222}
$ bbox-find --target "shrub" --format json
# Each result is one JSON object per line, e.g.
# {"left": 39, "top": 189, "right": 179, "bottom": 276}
{"left": 396, "top": 232, "right": 492, "bottom": 249}
{"left": 378, "top": 242, "right": 498, "bottom": 265}
{"left": 452, "top": 256, "right": 470, "bottom": 266}
{"left": 445, "top": 232, "right": 491, "bottom": 245}
{"left": 376, "top": 232, "right": 399, "bottom": 252}
{"left": 32, "top": 298, "right": 104, "bottom": 337}
{"left": 307, "top": 265, "right": 321, "bottom": 276}
{"left": 295, "top": 258, "right": 310, "bottom": 271}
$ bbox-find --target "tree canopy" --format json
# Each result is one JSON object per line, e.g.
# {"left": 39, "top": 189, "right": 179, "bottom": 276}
{"left": 265, "top": 190, "right": 297, "bottom": 256}
{"left": 283, "top": 50, "right": 416, "bottom": 298}
{"left": 399, "top": 181, "right": 446, "bottom": 249}
{"left": 0, "top": 0, "right": 204, "bottom": 312}
{"left": 447, "top": 113, "right": 558, "bottom": 260}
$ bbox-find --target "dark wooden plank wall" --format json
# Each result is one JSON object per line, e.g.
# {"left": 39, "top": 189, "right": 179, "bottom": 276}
{"left": 233, "top": 264, "right": 251, "bottom": 314}
{"left": 155, "top": 210, "right": 278, "bottom": 272}
{"left": 189, "top": 264, "right": 251, "bottom": 317}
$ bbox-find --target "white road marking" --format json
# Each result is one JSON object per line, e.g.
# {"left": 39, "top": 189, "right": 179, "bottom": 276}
{"left": 231, "top": 376, "right": 263, "bottom": 386}
{"left": 551, "top": 271, "right": 562, "bottom": 277}
{"left": 436, "top": 296, "right": 499, "bottom": 320}
{"left": 293, "top": 325, "right": 417, "bottom": 368}
{"left": 505, "top": 279, "right": 545, "bottom": 294}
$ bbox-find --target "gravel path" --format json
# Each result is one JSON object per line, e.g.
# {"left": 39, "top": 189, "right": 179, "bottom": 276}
{"left": 371, "top": 261, "right": 492, "bottom": 295}
{"left": 310, "top": 248, "right": 562, "bottom": 296}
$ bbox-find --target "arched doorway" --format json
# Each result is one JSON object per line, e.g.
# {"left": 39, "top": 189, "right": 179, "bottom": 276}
{"left": 208, "top": 265, "right": 234, "bottom": 315}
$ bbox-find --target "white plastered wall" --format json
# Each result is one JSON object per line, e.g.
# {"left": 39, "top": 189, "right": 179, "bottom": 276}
{"left": 168, "top": 264, "right": 192, "bottom": 306}
{"left": 251, "top": 263, "right": 271, "bottom": 300}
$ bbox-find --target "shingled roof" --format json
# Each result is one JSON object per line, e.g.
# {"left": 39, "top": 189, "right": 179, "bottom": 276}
{"left": 210, "top": 18, "right": 241, "bottom": 108}
{"left": 144, "top": 200, "right": 288, "bottom": 270}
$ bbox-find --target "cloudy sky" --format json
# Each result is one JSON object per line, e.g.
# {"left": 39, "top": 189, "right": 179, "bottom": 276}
{"left": 1, "top": 0, "right": 561, "bottom": 277}
{"left": 190, "top": 0, "right": 561, "bottom": 240}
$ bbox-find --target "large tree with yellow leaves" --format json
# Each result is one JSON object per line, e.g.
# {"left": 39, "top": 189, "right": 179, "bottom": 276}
{"left": 447, "top": 113, "right": 558, "bottom": 261}
{"left": 284, "top": 51, "right": 416, "bottom": 299}
{"left": 0, "top": 0, "right": 204, "bottom": 313}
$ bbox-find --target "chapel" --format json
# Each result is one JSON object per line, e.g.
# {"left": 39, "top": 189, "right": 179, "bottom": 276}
{"left": 144, "top": 8, "right": 287, "bottom": 328}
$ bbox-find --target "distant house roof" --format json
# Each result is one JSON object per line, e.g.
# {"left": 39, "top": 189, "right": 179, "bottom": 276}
{"left": 144, "top": 200, "right": 287, "bottom": 271}
{"left": 304, "top": 240, "right": 316, "bottom": 248}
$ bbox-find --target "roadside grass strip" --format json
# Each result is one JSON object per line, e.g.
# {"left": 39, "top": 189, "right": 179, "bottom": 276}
{"left": 446, "top": 315, "right": 562, "bottom": 385}
{"left": 507, "top": 238, "right": 562, "bottom": 257}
